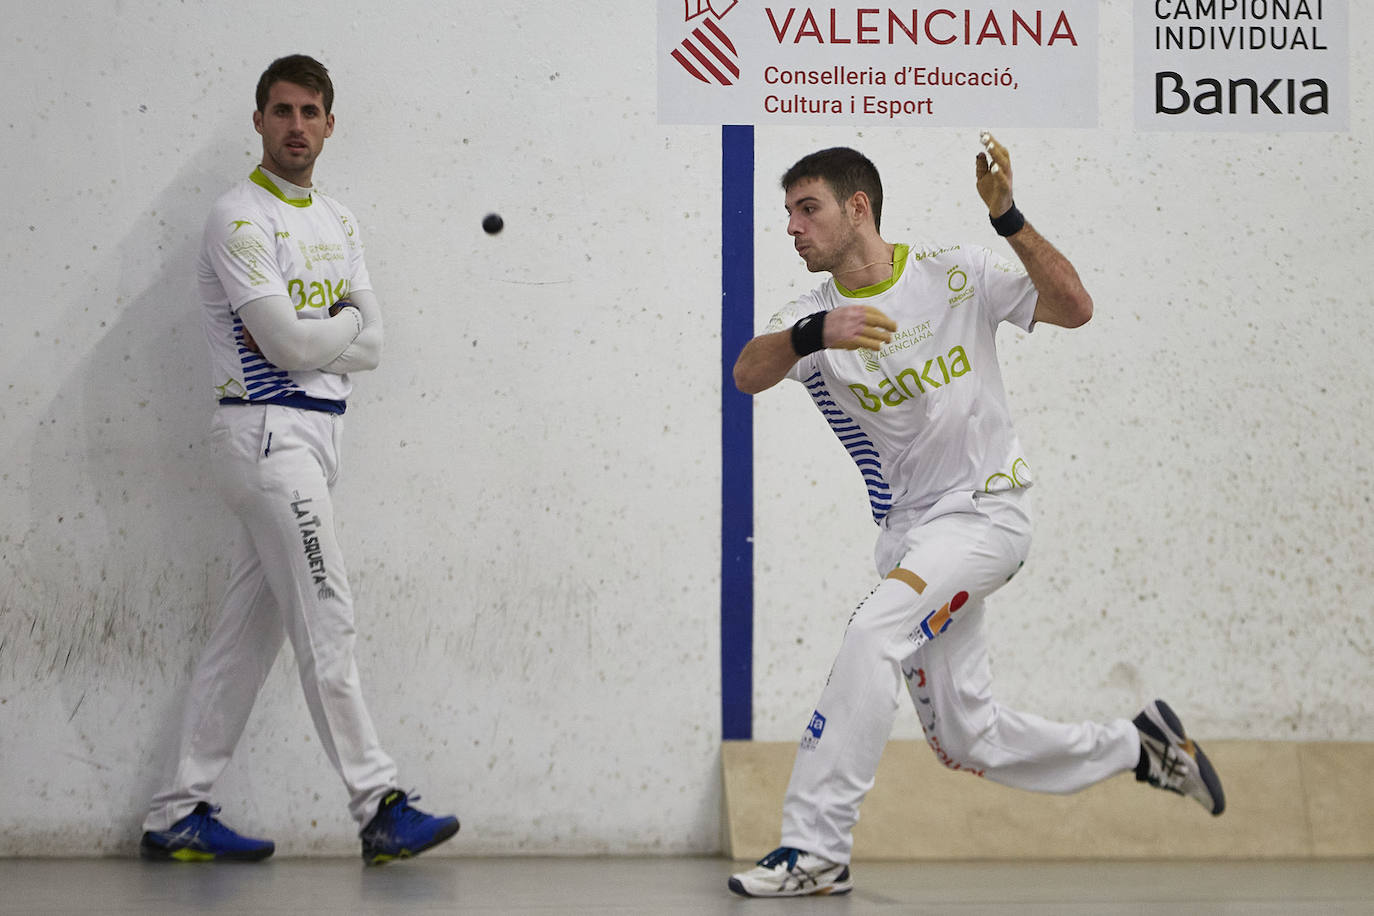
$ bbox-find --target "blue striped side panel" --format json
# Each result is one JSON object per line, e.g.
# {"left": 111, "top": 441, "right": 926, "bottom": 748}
{"left": 236, "top": 319, "right": 305, "bottom": 400}
{"left": 803, "top": 370, "right": 892, "bottom": 523}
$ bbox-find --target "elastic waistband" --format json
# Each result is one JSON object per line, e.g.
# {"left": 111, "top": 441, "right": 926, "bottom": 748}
{"left": 882, "top": 487, "right": 1028, "bottom": 530}
{"left": 218, "top": 394, "right": 346, "bottom": 415}
{"left": 880, "top": 505, "right": 923, "bottom": 530}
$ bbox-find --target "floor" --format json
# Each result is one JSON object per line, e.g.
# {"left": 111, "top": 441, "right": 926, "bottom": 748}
{"left": 1, "top": 857, "right": 1371, "bottom": 914}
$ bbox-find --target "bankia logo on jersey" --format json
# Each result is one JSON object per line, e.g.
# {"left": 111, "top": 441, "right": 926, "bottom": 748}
{"left": 658, "top": 2, "right": 1099, "bottom": 126}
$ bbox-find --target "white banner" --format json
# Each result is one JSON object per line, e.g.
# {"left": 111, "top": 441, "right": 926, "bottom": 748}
{"left": 657, "top": 2, "right": 1099, "bottom": 127}
{"left": 1135, "top": 0, "right": 1349, "bottom": 131}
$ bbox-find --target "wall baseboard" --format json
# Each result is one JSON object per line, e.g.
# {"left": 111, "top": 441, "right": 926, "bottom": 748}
{"left": 722, "top": 740, "right": 1374, "bottom": 860}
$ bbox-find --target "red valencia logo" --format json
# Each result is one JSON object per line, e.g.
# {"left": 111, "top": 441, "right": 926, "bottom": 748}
{"left": 671, "top": 1, "right": 740, "bottom": 86}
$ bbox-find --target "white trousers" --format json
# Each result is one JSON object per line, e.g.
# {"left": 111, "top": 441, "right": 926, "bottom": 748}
{"left": 780, "top": 490, "right": 1139, "bottom": 864}
{"left": 144, "top": 404, "right": 397, "bottom": 831}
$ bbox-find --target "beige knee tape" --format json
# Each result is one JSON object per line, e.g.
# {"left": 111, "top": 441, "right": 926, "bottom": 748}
{"left": 886, "top": 567, "right": 927, "bottom": 594}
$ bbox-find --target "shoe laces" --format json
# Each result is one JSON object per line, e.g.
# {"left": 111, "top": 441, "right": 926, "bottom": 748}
{"left": 384, "top": 790, "right": 431, "bottom": 826}
{"left": 187, "top": 804, "right": 237, "bottom": 842}
{"left": 757, "top": 846, "right": 801, "bottom": 870}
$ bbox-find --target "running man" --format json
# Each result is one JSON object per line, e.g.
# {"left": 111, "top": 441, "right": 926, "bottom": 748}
{"left": 728, "top": 137, "right": 1224, "bottom": 898}
{"left": 140, "top": 55, "right": 458, "bottom": 865}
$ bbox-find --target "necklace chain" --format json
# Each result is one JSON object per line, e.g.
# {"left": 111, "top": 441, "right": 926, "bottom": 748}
{"left": 834, "top": 258, "right": 894, "bottom": 279}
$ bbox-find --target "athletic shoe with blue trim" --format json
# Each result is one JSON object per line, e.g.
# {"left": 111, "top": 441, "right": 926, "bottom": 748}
{"left": 359, "top": 789, "right": 459, "bottom": 865}
{"left": 728, "top": 846, "right": 852, "bottom": 897}
{"left": 1134, "top": 699, "right": 1226, "bottom": 816}
{"left": 139, "top": 802, "right": 274, "bottom": 862}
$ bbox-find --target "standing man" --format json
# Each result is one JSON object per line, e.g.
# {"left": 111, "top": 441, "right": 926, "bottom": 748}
{"left": 140, "top": 55, "right": 458, "bottom": 865}
{"left": 728, "top": 138, "right": 1224, "bottom": 898}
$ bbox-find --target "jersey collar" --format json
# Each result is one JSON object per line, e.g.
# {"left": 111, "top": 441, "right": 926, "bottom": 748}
{"left": 833, "top": 243, "right": 909, "bottom": 298}
{"left": 250, "top": 167, "right": 313, "bottom": 208}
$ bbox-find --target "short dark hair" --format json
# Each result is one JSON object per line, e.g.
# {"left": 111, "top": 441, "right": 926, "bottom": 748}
{"left": 255, "top": 55, "right": 334, "bottom": 114}
{"left": 781, "top": 147, "right": 884, "bottom": 232}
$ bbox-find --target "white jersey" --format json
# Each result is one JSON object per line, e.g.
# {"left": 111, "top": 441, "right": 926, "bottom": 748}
{"left": 198, "top": 167, "right": 373, "bottom": 406}
{"left": 772, "top": 242, "right": 1038, "bottom": 523}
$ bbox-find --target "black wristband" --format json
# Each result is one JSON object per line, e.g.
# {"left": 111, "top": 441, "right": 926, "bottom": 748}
{"left": 790, "top": 311, "right": 827, "bottom": 356}
{"left": 990, "top": 203, "right": 1025, "bottom": 237}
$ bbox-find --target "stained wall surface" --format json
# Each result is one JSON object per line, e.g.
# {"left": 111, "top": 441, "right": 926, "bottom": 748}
{"left": 0, "top": 1, "right": 1369, "bottom": 856}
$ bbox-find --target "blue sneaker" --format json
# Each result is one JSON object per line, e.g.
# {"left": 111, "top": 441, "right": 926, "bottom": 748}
{"left": 140, "top": 802, "right": 274, "bottom": 862}
{"left": 359, "top": 790, "right": 459, "bottom": 865}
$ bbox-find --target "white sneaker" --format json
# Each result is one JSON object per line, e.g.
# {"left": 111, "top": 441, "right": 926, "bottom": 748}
{"left": 728, "top": 846, "right": 852, "bottom": 898}
{"left": 1133, "top": 699, "right": 1226, "bottom": 816}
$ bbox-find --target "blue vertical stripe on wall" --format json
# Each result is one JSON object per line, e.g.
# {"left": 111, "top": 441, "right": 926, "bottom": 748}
{"left": 720, "top": 124, "right": 754, "bottom": 741}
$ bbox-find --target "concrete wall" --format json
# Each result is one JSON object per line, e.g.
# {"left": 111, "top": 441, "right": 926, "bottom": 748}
{"left": 0, "top": 1, "right": 1370, "bottom": 856}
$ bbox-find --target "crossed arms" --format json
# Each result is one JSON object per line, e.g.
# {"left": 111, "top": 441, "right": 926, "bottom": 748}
{"left": 238, "top": 288, "right": 383, "bottom": 374}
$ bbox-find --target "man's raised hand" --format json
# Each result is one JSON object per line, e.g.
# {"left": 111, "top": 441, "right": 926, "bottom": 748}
{"left": 976, "top": 129, "right": 1015, "bottom": 218}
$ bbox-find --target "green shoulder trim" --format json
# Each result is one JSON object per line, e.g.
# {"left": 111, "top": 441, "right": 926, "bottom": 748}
{"left": 833, "top": 244, "right": 909, "bottom": 298}
{"left": 250, "top": 168, "right": 312, "bottom": 208}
